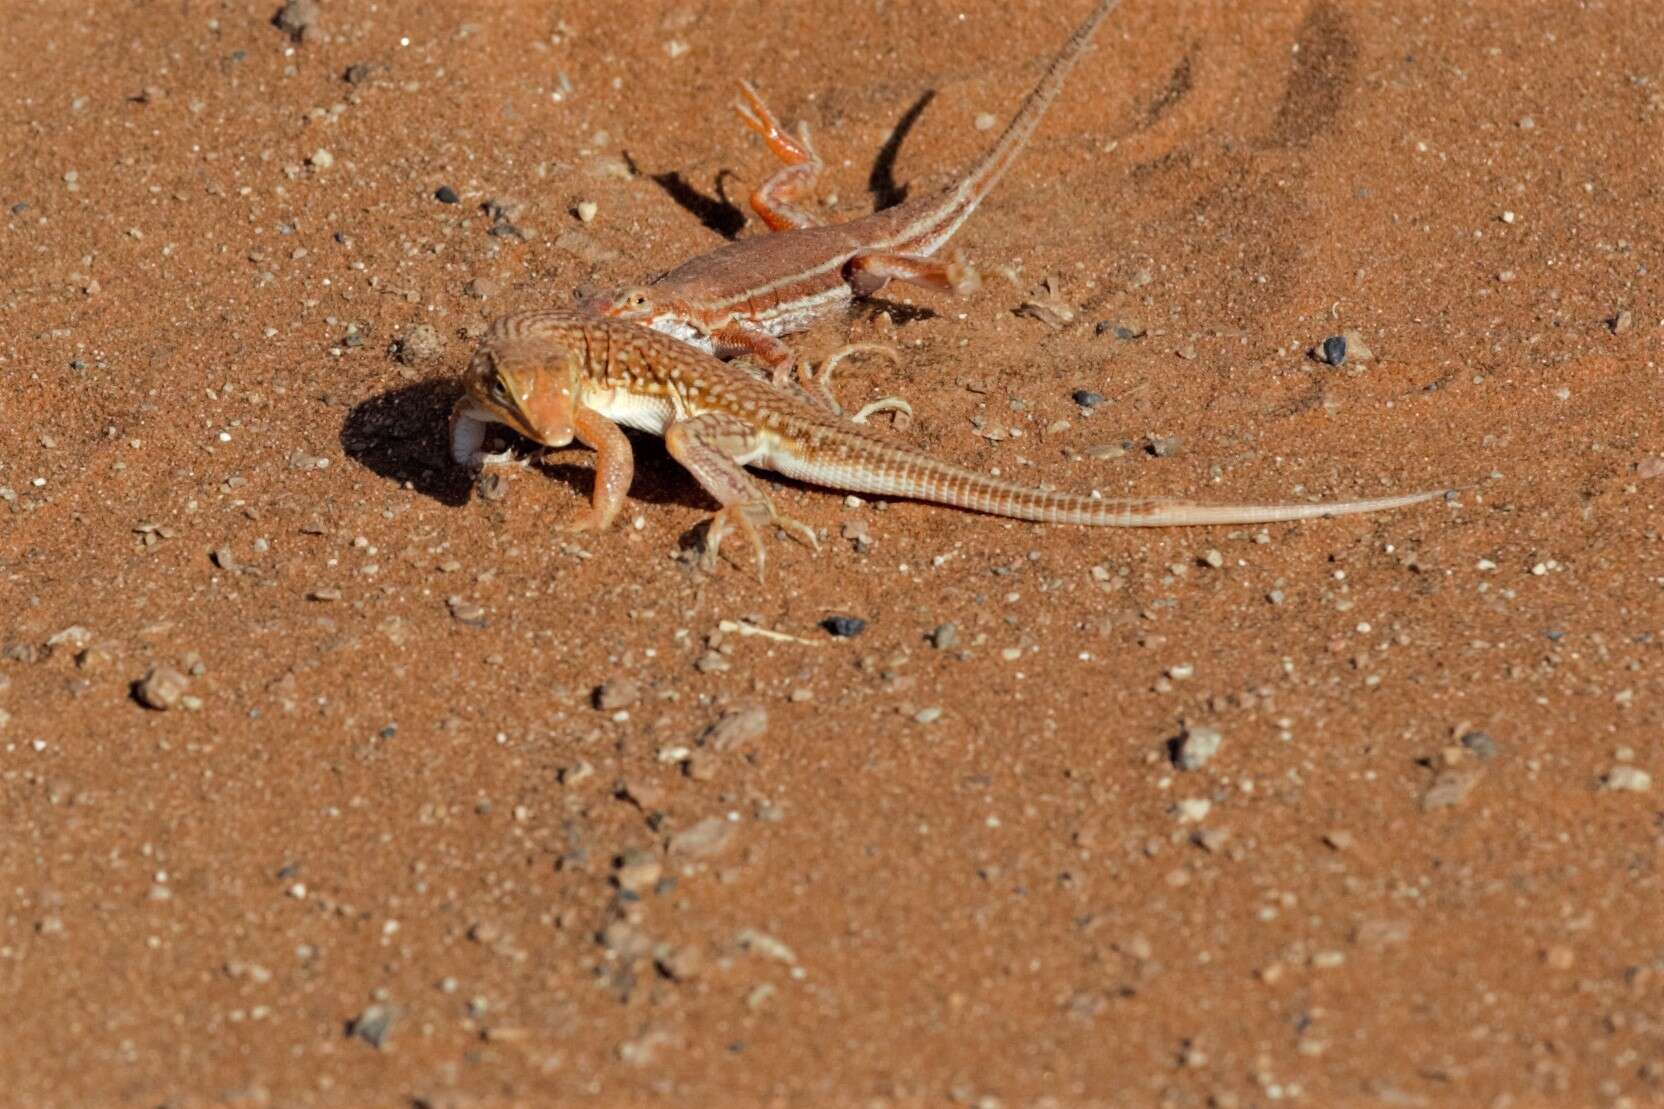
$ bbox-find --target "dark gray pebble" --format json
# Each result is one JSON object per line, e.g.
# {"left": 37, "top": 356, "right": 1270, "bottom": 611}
{"left": 821, "top": 615, "right": 866, "bottom": 638}
{"left": 1072, "top": 390, "right": 1105, "bottom": 408}
{"left": 435, "top": 185, "right": 459, "bottom": 204}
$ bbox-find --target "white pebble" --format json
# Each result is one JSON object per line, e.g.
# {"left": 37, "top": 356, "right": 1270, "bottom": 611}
{"left": 1603, "top": 766, "right": 1652, "bottom": 793}
{"left": 1176, "top": 798, "right": 1211, "bottom": 823}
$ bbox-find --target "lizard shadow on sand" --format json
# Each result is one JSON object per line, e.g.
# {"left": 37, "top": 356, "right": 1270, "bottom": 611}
{"left": 868, "top": 89, "right": 935, "bottom": 210}
{"left": 643, "top": 88, "right": 937, "bottom": 239}
{"left": 340, "top": 379, "right": 717, "bottom": 514}
{"left": 858, "top": 296, "right": 940, "bottom": 327}
{"left": 341, "top": 379, "right": 472, "bottom": 507}
{"left": 647, "top": 168, "right": 748, "bottom": 241}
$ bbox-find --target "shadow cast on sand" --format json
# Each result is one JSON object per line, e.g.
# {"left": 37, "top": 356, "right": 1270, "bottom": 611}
{"left": 868, "top": 90, "right": 935, "bottom": 211}
{"left": 340, "top": 380, "right": 716, "bottom": 514}
{"left": 340, "top": 379, "right": 472, "bottom": 506}
{"left": 648, "top": 169, "right": 748, "bottom": 242}
{"left": 637, "top": 85, "right": 938, "bottom": 245}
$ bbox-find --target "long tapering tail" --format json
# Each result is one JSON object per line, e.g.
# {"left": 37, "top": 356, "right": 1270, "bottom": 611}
{"left": 897, "top": 0, "right": 1122, "bottom": 257}
{"left": 768, "top": 430, "right": 1446, "bottom": 528}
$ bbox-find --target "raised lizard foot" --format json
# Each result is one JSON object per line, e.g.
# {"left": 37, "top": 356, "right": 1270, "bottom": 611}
{"left": 800, "top": 343, "right": 911, "bottom": 425}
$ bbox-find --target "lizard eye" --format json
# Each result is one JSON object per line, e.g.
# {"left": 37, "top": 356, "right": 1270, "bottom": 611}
{"left": 489, "top": 379, "right": 512, "bottom": 407}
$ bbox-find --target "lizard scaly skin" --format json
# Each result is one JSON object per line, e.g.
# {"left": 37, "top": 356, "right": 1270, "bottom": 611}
{"left": 587, "top": 0, "right": 1123, "bottom": 385}
{"left": 451, "top": 312, "right": 1446, "bottom": 574}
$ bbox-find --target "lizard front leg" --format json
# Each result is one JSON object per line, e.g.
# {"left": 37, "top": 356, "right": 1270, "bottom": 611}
{"left": 710, "top": 321, "right": 797, "bottom": 387}
{"left": 663, "top": 412, "right": 818, "bottom": 578}
{"left": 559, "top": 405, "right": 635, "bottom": 533}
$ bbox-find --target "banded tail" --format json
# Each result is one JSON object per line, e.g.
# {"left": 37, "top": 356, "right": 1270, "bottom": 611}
{"left": 899, "top": 0, "right": 1122, "bottom": 257}
{"left": 768, "top": 430, "right": 1445, "bottom": 528}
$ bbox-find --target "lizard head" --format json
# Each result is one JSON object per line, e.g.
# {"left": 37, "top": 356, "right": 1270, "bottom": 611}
{"left": 459, "top": 331, "right": 583, "bottom": 449}
{"left": 586, "top": 285, "right": 658, "bottom": 322}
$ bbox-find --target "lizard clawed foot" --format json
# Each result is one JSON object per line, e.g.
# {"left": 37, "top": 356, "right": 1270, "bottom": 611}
{"left": 733, "top": 80, "right": 777, "bottom": 141}
{"left": 850, "top": 396, "right": 914, "bottom": 426}
{"left": 701, "top": 503, "right": 768, "bottom": 579}
{"left": 799, "top": 343, "right": 911, "bottom": 425}
{"left": 700, "top": 501, "right": 819, "bottom": 580}
{"left": 554, "top": 508, "right": 610, "bottom": 535}
{"left": 945, "top": 251, "right": 981, "bottom": 296}
{"left": 734, "top": 81, "right": 820, "bottom": 164}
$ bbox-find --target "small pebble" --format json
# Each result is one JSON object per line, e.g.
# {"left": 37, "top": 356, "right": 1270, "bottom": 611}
{"left": 348, "top": 1003, "right": 395, "bottom": 1050}
{"left": 446, "top": 596, "right": 487, "bottom": 628}
{"left": 575, "top": 200, "right": 599, "bottom": 223}
{"left": 1459, "top": 731, "right": 1498, "bottom": 760}
{"left": 1072, "top": 389, "right": 1105, "bottom": 408}
{"left": 274, "top": 0, "right": 321, "bottom": 42}
{"left": 618, "top": 778, "right": 664, "bottom": 811}
{"left": 308, "top": 148, "right": 334, "bottom": 169}
{"left": 1172, "top": 725, "right": 1223, "bottom": 771}
{"left": 702, "top": 704, "right": 768, "bottom": 752}
{"left": 393, "top": 324, "right": 442, "bottom": 365}
{"left": 929, "top": 623, "right": 958, "bottom": 650}
{"left": 594, "top": 678, "right": 642, "bottom": 710}
{"left": 1146, "top": 435, "right": 1183, "bottom": 458}
{"left": 46, "top": 626, "right": 93, "bottom": 651}
{"left": 1543, "top": 945, "right": 1575, "bottom": 971}
{"left": 821, "top": 615, "right": 866, "bottom": 638}
{"left": 134, "top": 665, "right": 188, "bottom": 711}
{"left": 1175, "top": 798, "right": 1211, "bottom": 824}
{"left": 668, "top": 817, "right": 735, "bottom": 859}
{"left": 1320, "top": 335, "right": 1347, "bottom": 366}
{"left": 1602, "top": 766, "right": 1652, "bottom": 793}
{"left": 1193, "top": 827, "right": 1230, "bottom": 853}
{"left": 1421, "top": 768, "right": 1482, "bottom": 810}
{"left": 485, "top": 196, "right": 526, "bottom": 224}
{"left": 656, "top": 945, "right": 706, "bottom": 982}
{"left": 614, "top": 849, "right": 663, "bottom": 895}
{"left": 435, "top": 185, "right": 460, "bottom": 204}
{"left": 1341, "top": 329, "right": 1375, "bottom": 361}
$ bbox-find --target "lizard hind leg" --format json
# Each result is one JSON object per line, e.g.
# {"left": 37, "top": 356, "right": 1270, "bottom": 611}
{"left": 845, "top": 248, "right": 981, "bottom": 298}
{"left": 664, "top": 412, "right": 819, "bottom": 578}
{"left": 735, "top": 80, "right": 826, "bottom": 232}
